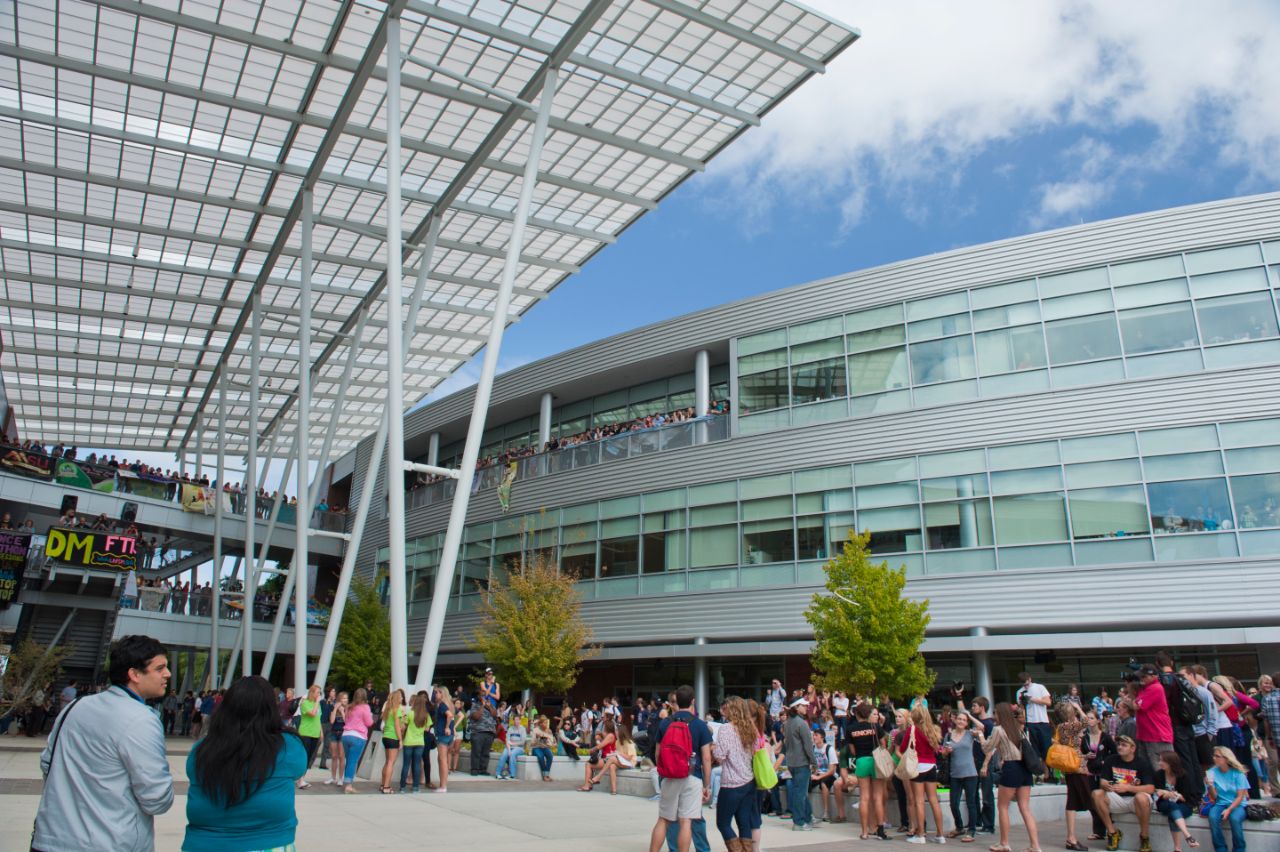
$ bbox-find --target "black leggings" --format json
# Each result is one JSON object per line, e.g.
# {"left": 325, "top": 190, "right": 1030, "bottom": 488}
{"left": 301, "top": 735, "right": 320, "bottom": 768}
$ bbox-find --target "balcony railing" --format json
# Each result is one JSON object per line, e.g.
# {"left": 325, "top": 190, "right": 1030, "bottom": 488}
{"left": 405, "top": 414, "right": 730, "bottom": 510}
{"left": 121, "top": 586, "right": 331, "bottom": 627}
{"left": 0, "top": 443, "right": 348, "bottom": 531}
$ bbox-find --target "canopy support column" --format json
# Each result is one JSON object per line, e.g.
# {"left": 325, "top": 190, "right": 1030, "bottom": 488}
{"left": 415, "top": 67, "right": 559, "bottom": 689}
{"left": 242, "top": 291, "right": 260, "bottom": 676}
{"left": 210, "top": 373, "right": 226, "bottom": 688}
{"left": 294, "top": 188, "right": 314, "bottom": 694}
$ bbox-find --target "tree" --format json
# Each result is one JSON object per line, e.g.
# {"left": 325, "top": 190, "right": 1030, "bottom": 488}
{"left": 0, "top": 639, "right": 73, "bottom": 715}
{"left": 804, "top": 531, "right": 934, "bottom": 701}
{"left": 328, "top": 574, "right": 390, "bottom": 692}
{"left": 468, "top": 554, "right": 599, "bottom": 696}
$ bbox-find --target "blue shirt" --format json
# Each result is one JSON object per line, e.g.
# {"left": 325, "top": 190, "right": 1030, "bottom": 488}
{"left": 1208, "top": 767, "right": 1250, "bottom": 803}
{"left": 656, "top": 710, "right": 713, "bottom": 780}
{"left": 183, "top": 734, "right": 306, "bottom": 851}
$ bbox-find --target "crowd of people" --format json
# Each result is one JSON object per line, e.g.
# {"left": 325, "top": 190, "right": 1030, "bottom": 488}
{"left": 408, "top": 400, "right": 730, "bottom": 491}
{"left": 26, "top": 638, "right": 1278, "bottom": 852}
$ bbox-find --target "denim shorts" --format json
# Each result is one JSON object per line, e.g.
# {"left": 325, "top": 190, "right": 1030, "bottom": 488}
{"left": 436, "top": 734, "right": 454, "bottom": 745}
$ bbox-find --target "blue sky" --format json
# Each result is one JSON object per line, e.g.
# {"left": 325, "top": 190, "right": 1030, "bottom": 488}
{"left": 441, "top": 0, "right": 1280, "bottom": 386}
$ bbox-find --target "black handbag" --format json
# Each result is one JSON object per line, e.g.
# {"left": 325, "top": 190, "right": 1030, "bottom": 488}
{"left": 1020, "top": 729, "right": 1045, "bottom": 775}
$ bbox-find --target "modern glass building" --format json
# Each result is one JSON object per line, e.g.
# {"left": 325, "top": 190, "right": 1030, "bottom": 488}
{"left": 341, "top": 192, "right": 1280, "bottom": 704}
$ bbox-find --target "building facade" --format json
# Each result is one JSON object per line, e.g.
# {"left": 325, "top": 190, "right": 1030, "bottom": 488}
{"left": 344, "top": 192, "right": 1280, "bottom": 706}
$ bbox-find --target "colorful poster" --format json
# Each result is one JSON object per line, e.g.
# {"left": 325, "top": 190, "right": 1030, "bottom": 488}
{"left": 0, "top": 447, "right": 52, "bottom": 479}
{"left": 53, "top": 459, "right": 117, "bottom": 492}
{"left": 43, "top": 527, "right": 138, "bottom": 571}
{"left": 118, "top": 469, "right": 170, "bottom": 500}
{"left": 0, "top": 531, "right": 31, "bottom": 609}
{"left": 497, "top": 461, "right": 518, "bottom": 512}
{"left": 181, "top": 483, "right": 209, "bottom": 513}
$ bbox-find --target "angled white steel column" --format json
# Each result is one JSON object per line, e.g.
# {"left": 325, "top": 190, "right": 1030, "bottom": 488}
{"left": 242, "top": 292, "right": 260, "bottom": 676}
{"left": 415, "top": 68, "right": 559, "bottom": 689}
{"left": 258, "top": 440, "right": 298, "bottom": 678}
{"left": 195, "top": 423, "right": 203, "bottom": 479}
{"left": 211, "top": 375, "right": 227, "bottom": 688}
{"left": 294, "top": 188, "right": 314, "bottom": 694}
{"left": 316, "top": 218, "right": 441, "bottom": 689}
{"left": 383, "top": 14, "right": 410, "bottom": 691}
{"left": 309, "top": 307, "right": 369, "bottom": 509}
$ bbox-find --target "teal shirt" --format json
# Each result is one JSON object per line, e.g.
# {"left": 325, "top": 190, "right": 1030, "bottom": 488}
{"left": 183, "top": 734, "right": 306, "bottom": 851}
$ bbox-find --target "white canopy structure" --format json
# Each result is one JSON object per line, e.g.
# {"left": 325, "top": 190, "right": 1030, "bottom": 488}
{"left": 0, "top": 0, "right": 857, "bottom": 690}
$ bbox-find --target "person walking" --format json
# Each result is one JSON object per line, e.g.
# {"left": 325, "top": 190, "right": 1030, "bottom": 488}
{"left": 340, "top": 689, "right": 373, "bottom": 793}
{"left": 713, "top": 696, "right": 760, "bottom": 852}
{"left": 296, "top": 684, "right": 323, "bottom": 787}
{"left": 32, "top": 635, "right": 174, "bottom": 852}
{"left": 183, "top": 676, "right": 306, "bottom": 851}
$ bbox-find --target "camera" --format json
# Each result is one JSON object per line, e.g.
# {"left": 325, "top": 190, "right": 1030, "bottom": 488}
{"left": 1120, "top": 657, "right": 1142, "bottom": 683}
{"left": 950, "top": 680, "right": 966, "bottom": 697}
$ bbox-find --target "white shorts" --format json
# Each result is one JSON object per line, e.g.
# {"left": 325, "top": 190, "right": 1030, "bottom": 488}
{"left": 1105, "top": 791, "right": 1146, "bottom": 814}
{"left": 616, "top": 753, "right": 636, "bottom": 768}
{"left": 658, "top": 774, "right": 703, "bottom": 821}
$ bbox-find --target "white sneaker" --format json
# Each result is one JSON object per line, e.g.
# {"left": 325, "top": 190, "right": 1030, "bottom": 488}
{"left": 907, "top": 836, "right": 927, "bottom": 844}
{"left": 434, "top": 787, "right": 447, "bottom": 794}
{"left": 929, "top": 838, "right": 947, "bottom": 845}
{"left": 323, "top": 778, "right": 336, "bottom": 785}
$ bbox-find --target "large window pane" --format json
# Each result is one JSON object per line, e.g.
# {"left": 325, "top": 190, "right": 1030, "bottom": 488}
{"left": 921, "top": 473, "right": 988, "bottom": 501}
{"left": 975, "top": 325, "right": 1047, "bottom": 375}
{"left": 847, "top": 325, "right": 905, "bottom": 353}
{"left": 743, "top": 518, "right": 794, "bottom": 564}
{"left": 690, "top": 525, "right": 737, "bottom": 568}
{"left": 849, "top": 347, "right": 908, "bottom": 394}
{"left": 1069, "top": 485, "right": 1150, "bottom": 539}
{"left": 910, "top": 336, "right": 976, "bottom": 384}
{"left": 791, "top": 357, "right": 847, "bottom": 404}
{"left": 1230, "top": 473, "right": 1280, "bottom": 528}
{"left": 797, "top": 515, "right": 826, "bottom": 560}
{"left": 642, "top": 530, "right": 686, "bottom": 572}
{"left": 1046, "top": 314, "right": 1122, "bottom": 364}
{"left": 1147, "top": 478, "right": 1233, "bottom": 533}
{"left": 1196, "top": 292, "right": 1279, "bottom": 345}
{"left": 858, "top": 505, "right": 921, "bottom": 554}
{"left": 925, "top": 500, "right": 994, "bottom": 549}
{"left": 599, "top": 536, "right": 639, "bottom": 577}
{"left": 909, "top": 313, "right": 971, "bottom": 341}
{"left": 739, "top": 367, "right": 789, "bottom": 414}
{"left": 973, "top": 301, "right": 1041, "bottom": 331}
{"left": 994, "top": 492, "right": 1069, "bottom": 544}
{"left": 1118, "top": 302, "right": 1199, "bottom": 354}
{"left": 560, "top": 541, "right": 596, "bottom": 581}
{"left": 790, "top": 337, "right": 843, "bottom": 364}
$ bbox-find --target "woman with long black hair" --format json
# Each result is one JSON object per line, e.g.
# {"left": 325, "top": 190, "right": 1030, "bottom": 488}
{"left": 183, "top": 676, "right": 306, "bottom": 851}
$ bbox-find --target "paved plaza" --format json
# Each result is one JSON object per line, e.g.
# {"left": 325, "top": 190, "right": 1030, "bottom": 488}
{"left": 0, "top": 735, "right": 1091, "bottom": 852}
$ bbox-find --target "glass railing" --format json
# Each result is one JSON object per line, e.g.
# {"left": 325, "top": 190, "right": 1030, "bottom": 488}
{"left": 119, "top": 587, "right": 330, "bottom": 626}
{"left": 0, "top": 443, "right": 349, "bottom": 531}
{"left": 405, "top": 415, "right": 731, "bottom": 510}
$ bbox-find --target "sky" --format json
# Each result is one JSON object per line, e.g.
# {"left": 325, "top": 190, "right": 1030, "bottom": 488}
{"left": 102, "top": 1, "right": 1280, "bottom": 491}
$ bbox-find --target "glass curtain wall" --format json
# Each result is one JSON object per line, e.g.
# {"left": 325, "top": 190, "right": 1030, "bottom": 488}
{"left": 738, "top": 241, "right": 1280, "bottom": 435}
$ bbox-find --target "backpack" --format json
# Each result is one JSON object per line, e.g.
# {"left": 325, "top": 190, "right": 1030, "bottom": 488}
{"left": 657, "top": 719, "right": 694, "bottom": 779}
{"left": 1168, "top": 674, "right": 1205, "bottom": 727}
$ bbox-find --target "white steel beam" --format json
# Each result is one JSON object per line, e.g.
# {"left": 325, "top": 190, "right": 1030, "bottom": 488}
{"left": 211, "top": 375, "right": 227, "bottom": 688}
{"left": 242, "top": 293, "right": 260, "bottom": 676}
{"left": 294, "top": 188, "right": 315, "bottom": 695}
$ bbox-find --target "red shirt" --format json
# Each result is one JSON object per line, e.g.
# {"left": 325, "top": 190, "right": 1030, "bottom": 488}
{"left": 1135, "top": 681, "right": 1173, "bottom": 743}
{"left": 897, "top": 726, "right": 938, "bottom": 764}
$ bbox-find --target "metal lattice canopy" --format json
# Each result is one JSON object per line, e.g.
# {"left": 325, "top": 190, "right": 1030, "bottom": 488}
{"left": 0, "top": 0, "right": 857, "bottom": 460}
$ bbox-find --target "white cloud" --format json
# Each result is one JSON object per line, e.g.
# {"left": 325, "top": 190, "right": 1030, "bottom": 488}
{"left": 708, "top": 1, "right": 1280, "bottom": 230}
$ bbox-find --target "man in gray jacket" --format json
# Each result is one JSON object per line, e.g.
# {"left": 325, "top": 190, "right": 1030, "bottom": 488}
{"left": 782, "top": 698, "right": 818, "bottom": 831}
{"left": 33, "top": 634, "right": 174, "bottom": 852}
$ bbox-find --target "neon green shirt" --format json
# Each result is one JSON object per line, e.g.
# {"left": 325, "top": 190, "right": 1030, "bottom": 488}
{"left": 297, "top": 698, "right": 322, "bottom": 739}
{"left": 403, "top": 710, "right": 428, "bottom": 748}
{"left": 383, "top": 707, "right": 407, "bottom": 742}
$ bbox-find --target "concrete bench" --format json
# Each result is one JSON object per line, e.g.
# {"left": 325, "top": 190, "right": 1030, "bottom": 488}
{"left": 1114, "top": 811, "right": 1280, "bottom": 852}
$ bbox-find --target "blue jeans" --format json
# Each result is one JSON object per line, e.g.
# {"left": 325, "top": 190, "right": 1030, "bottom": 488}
{"left": 950, "top": 775, "right": 979, "bottom": 834}
{"left": 400, "top": 745, "right": 423, "bottom": 790}
{"left": 341, "top": 736, "right": 366, "bottom": 784}
{"left": 532, "top": 746, "right": 553, "bottom": 776}
{"left": 978, "top": 766, "right": 996, "bottom": 831}
{"left": 709, "top": 766, "right": 722, "bottom": 807}
{"left": 1208, "top": 802, "right": 1245, "bottom": 852}
{"left": 1157, "top": 798, "right": 1192, "bottom": 831}
{"left": 716, "top": 782, "right": 758, "bottom": 840}
{"left": 787, "top": 766, "right": 813, "bottom": 826}
{"left": 497, "top": 747, "right": 521, "bottom": 779}
{"left": 665, "top": 813, "right": 710, "bottom": 852}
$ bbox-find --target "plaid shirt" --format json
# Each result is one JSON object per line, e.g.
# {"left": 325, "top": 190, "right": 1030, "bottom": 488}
{"left": 1261, "top": 690, "right": 1280, "bottom": 748}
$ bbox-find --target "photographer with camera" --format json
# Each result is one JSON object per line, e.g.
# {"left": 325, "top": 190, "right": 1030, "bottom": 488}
{"left": 950, "top": 681, "right": 969, "bottom": 712}
{"left": 1014, "top": 672, "right": 1053, "bottom": 777}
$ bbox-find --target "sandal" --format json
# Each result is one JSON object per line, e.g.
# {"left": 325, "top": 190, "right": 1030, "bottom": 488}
{"left": 380, "top": 786, "right": 394, "bottom": 795}
{"left": 577, "top": 784, "right": 593, "bottom": 792}
{"left": 1086, "top": 837, "right": 1104, "bottom": 842}
{"left": 989, "top": 845, "right": 1012, "bottom": 852}
{"left": 1066, "top": 843, "right": 1088, "bottom": 851}
{"left": 950, "top": 830, "right": 966, "bottom": 838}
{"left": 1187, "top": 839, "right": 1199, "bottom": 849}
{"left": 962, "top": 837, "right": 975, "bottom": 844}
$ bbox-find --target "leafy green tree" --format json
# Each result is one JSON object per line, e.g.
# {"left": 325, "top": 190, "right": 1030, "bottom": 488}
{"left": 468, "top": 554, "right": 599, "bottom": 696}
{"left": 804, "top": 531, "right": 934, "bottom": 700}
{"left": 328, "top": 574, "right": 390, "bottom": 692}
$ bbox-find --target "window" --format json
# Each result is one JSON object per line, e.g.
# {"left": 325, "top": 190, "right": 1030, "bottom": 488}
{"left": 975, "top": 325, "right": 1047, "bottom": 375}
{"left": 909, "top": 336, "right": 976, "bottom": 384}
{"left": 743, "top": 519, "right": 794, "bottom": 564}
{"left": 690, "top": 525, "right": 737, "bottom": 568}
{"left": 642, "top": 511, "right": 685, "bottom": 572}
{"left": 858, "top": 505, "right": 921, "bottom": 554}
{"left": 1229, "top": 473, "right": 1280, "bottom": 529}
{"left": 1045, "top": 314, "right": 1122, "bottom": 364}
{"left": 738, "top": 367, "right": 789, "bottom": 414}
{"left": 925, "top": 500, "right": 994, "bottom": 549}
{"left": 1146, "top": 478, "right": 1233, "bottom": 533}
{"left": 1196, "top": 292, "right": 1279, "bottom": 345}
{"left": 993, "top": 492, "right": 1069, "bottom": 545}
{"left": 790, "top": 357, "right": 847, "bottom": 404}
{"left": 599, "top": 536, "right": 640, "bottom": 577}
{"left": 847, "top": 325, "right": 905, "bottom": 353}
{"left": 848, "top": 347, "right": 908, "bottom": 394}
{"left": 1068, "top": 485, "right": 1150, "bottom": 539}
{"left": 1118, "top": 303, "right": 1199, "bottom": 354}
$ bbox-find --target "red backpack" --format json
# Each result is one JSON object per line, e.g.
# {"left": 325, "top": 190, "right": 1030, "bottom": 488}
{"left": 656, "top": 718, "right": 693, "bottom": 779}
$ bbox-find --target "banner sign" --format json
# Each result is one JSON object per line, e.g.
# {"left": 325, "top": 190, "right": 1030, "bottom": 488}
{"left": 43, "top": 527, "right": 138, "bottom": 571}
{"left": 0, "top": 446, "right": 53, "bottom": 479}
{"left": 53, "top": 459, "right": 117, "bottom": 493}
{"left": 118, "top": 469, "right": 170, "bottom": 501}
{"left": 181, "top": 483, "right": 210, "bottom": 513}
{"left": 0, "top": 531, "right": 31, "bottom": 609}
